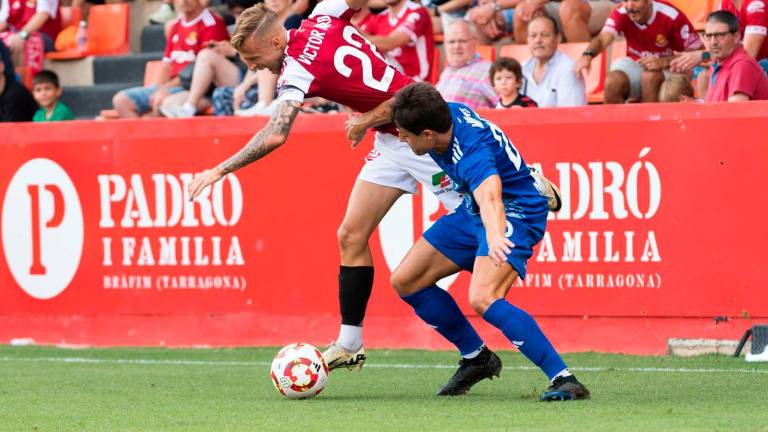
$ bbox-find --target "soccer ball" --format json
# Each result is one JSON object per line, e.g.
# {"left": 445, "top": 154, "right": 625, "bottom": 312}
{"left": 270, "top": 343, "right": 329, "bottom": 399}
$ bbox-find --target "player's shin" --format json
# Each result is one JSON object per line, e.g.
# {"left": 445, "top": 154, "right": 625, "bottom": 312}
{"left": 482, "top": 298, "right": 568, "bottom": 380}
{"left": 400, "top": 285, "right": 485, "bottom": 356}
{"left": 336, "top": 266, "right": 374, "bottom": 351}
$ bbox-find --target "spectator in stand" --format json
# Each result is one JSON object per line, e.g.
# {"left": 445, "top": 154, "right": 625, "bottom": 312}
{"left": 0, "top": 40, "right": 36, "bottom": 121}
{"left": 703, "top": 10, "right": 768, "bottom": 102}
{"left": 436, "top": 20, "right": 497, "bottom": 109}
{"left": 521, "top": 14, "right": 585, "bottom": 106}
{"left": 360, "top": 0, "right": 434, "bottom": 82}
{"left": 31, "top": 69, "right": 74, "bottom": 121}
{"left": 491, "top": 56, "right": 538, "bottom": 107}
{"left": 574, "top": 0, "right": 703, "bottom": 103}
{"left": 425, "top": 0, "right": 471, "bottom": 34}
{"left": 160, "top": 0, "right": 274, "bottom": 118}
{"left": 111, "top": 0, "right": 229, "bottom": 118}
{"left": 512, "top": 0, "right": 619, "bottom": 44}
{"left": 658, "top": 72, "right": 695, "bottom": 102}
{"left": 675, "top": 0, "right": 768, "bottom": 99}
{"left": 0, "top": 0, "right": 61, "bottom": 67}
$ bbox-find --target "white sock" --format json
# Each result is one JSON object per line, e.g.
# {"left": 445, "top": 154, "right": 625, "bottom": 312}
{"left": 551, "top": 368, "right": 572, "bottom": 383}
{"left": 337, "top": 325, "right": 363, "bottom": 352}
{"left": 462, "top": 345, "right": 485, "bottom": 359}
{"left": 181, "top": 102, "right": 196, "bottom": 116}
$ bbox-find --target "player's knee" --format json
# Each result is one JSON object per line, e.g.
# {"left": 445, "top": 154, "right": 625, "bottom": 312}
{"left": 390, "top": 270, "right": 418, "bottom": 296}
{"left": 336, "top": 223, "right": 366, "bottom": 252}
{"left": 468, "top": 290, "right": 498, "bottom": 315}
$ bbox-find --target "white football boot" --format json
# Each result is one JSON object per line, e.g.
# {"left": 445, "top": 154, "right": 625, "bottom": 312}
{"left": 322, "top": 342, "right": 367, "bottom": 372}
{"left": 529, "top": 167, "right": 562, "bottom": 212}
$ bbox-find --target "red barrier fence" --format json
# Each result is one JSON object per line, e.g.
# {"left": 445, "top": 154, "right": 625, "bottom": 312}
{"left": 1, "top": 102, "right": 766, "bottom": 354}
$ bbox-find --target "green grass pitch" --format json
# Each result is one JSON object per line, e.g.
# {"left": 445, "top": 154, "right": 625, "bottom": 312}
{"left": 1, "top": 346, "right": 767, "bottom": 431}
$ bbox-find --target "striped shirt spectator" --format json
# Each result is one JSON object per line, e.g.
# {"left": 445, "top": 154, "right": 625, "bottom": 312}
{"left": 436, "top": 20, "right": 497, "bottom": 109}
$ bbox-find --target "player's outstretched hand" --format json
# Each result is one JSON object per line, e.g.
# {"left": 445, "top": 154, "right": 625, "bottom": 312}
{"left": 487, "top": 236, "right": 515, "bottom": 267}
{"left": 345, "top": 113, "right": 368, "bottom": 148}
{"left": 188, "top": 167, "right": 224, "bottom": 201}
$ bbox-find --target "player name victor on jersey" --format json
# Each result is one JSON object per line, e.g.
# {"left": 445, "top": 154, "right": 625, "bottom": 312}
{"left": 297, "top": 15, "right": 332, "bottom": 66}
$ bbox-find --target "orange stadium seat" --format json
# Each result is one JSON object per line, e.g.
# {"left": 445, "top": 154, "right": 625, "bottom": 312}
{"left": 47, "top": 4, "right": 130, "bottom": 60}
{"left": 476, "top": 44, "right": 496, "bottom": 61}
{"left": 498, "top": 43, "right": 530, "bottom": 62}
{"left": 559, "top": 42, "right": 607, "bottom": 97}
{"left": 429, "top": 48, "right": 441, "bottom": 83}
{"left": 670, "top": 0, "right": 715, "bottom": 31}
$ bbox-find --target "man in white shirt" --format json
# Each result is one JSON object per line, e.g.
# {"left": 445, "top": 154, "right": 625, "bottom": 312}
{"left": 521, "top": 14, "right": 586, "bottom": 107}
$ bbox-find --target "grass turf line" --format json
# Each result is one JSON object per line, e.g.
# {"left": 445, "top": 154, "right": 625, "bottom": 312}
{"left": 1, "top": 346, "right": 767, "bottom": 432}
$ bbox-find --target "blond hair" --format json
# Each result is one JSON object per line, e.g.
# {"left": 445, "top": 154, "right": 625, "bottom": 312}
{"left": 659, "top": 74, "right": 695, "bottom": 102}
{"left": 231, "top": 4, "right": 279, "bottom": 52}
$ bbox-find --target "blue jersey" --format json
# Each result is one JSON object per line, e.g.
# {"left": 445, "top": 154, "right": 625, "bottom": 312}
{"left": 428, "top": 103, "right": 547, "bottom": 216}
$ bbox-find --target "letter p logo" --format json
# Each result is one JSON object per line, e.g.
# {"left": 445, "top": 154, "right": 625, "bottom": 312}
{"left": 2, "top": 159, "right": 83, "bottom": 299}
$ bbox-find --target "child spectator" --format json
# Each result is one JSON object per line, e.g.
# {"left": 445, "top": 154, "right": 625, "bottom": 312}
{"left": 491, "top": 57, "right": 538, "bottom": 108}
{"left": 658, "top": 73, "right": 695, "bottom": 102}
{"left": 31, "top": 70, "right": 75, "bottom": 121}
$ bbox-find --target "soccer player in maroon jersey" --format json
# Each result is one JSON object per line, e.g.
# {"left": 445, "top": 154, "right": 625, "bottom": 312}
{"left": 187, "top": 0, "right": 479, "bottom": 377}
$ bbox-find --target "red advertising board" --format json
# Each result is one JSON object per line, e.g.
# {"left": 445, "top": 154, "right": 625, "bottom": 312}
{"left": 0, "top": 102, "right": 766, "bottom": 353}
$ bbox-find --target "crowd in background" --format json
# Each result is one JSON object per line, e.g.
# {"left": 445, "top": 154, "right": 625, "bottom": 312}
{"left": 2, "top": 0, "right": 768, "bottom": 122}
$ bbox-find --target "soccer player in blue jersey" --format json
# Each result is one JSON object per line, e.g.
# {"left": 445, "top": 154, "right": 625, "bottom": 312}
{"left": 389, "top": 82, "right": 590, "bottom": 400}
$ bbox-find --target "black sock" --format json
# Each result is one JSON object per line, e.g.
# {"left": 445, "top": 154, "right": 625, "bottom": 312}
{"left": 339, "top": 266, "right": 374, "bottom": 326}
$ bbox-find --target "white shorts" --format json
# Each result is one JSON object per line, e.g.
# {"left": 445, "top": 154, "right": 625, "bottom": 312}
{"left": 610, "top": 57, "right": 672, "bottom": 100}
{"left": 357, "top": 132, "right": 463, "bottom": 211}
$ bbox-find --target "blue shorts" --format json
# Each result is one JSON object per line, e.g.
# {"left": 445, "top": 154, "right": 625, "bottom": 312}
{"left": 120, "top": 84, "right": 184, "bottom": 114}
{"left": 423, "top": 204, "right": 546, "bottom": 279}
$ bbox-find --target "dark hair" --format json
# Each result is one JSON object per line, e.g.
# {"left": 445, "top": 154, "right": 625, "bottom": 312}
{"left": 707, "top": 10, "right": 740, "bottom": 33}
{"left": 490, "top": 57, "right": 523, "bottom": 85}
{"left": 32, "top": 70, "right": 60, "bottom": 88}
{"left": 530, "top": 13, "right": 560, "bottom": 35}
{"left": 392, "top": 82, "right": 452, "bottom": 135}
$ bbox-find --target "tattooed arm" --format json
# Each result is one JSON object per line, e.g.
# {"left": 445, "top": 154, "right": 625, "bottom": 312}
{"left": 188, "top": 100, "right": 301, "bottom": 199}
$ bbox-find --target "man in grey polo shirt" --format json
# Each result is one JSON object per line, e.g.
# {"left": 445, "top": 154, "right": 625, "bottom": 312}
{"left": 521, "top": 14, "right": 586, "bottom": 107}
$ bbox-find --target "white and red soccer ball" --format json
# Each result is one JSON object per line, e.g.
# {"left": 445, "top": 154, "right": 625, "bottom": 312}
{"left": 270, "top": 343, "right": 329, "bottom": 399}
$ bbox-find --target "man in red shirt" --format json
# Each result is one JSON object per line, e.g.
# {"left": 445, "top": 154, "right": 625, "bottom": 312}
{"left": 359, "top": 0, "right": 434, "bottom": 82}
{"left": 574, "top": 0, "right": 703, "bottom": 103}
{"left": 704, "top": 10, "right": 768, "bottom": 101}
{"left": 0, "top": 0, "right": 60, "bottom": 66}
{"left": 111, "top": 0, "right": 229, "bottom": 118}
